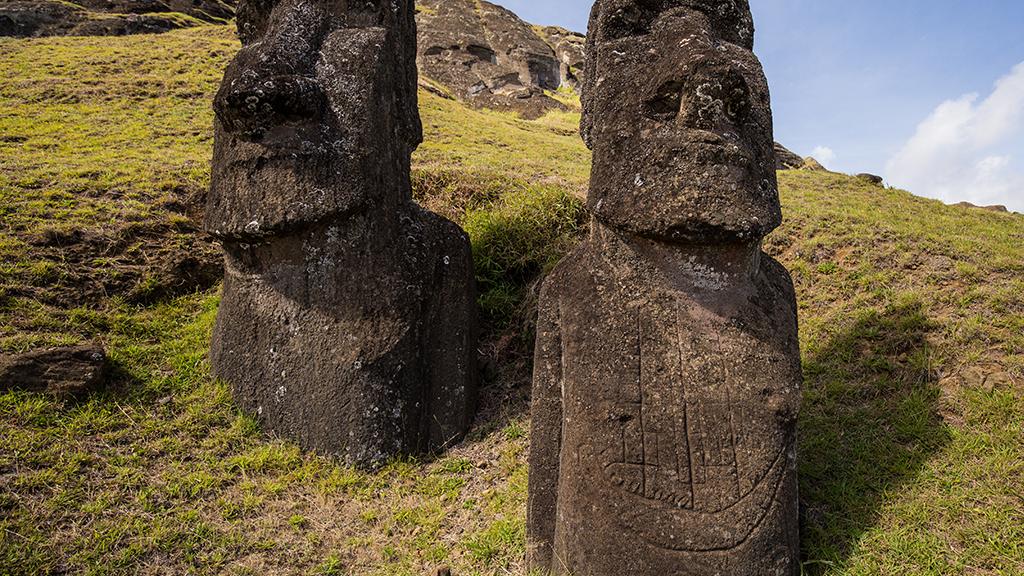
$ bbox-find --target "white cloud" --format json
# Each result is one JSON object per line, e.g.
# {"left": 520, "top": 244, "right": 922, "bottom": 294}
{"left": 811, "top": 146, "right": 836, "bottom": 166}
{"left": 886, "top": 61, "right": 1024, "bottom": 211}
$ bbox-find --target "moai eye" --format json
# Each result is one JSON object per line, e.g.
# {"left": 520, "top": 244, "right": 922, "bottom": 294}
{"left": 722, "top": 71, "right": 752, "bottom": 123}
{"left": 642, "top": 80, "right": 684, "bottom": 121}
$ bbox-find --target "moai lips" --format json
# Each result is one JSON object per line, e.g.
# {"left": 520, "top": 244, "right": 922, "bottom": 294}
{"left": 527, "top": 1, "right": 802, "bottom": 574}
{"left": 205, "top": 0, "right": 478, "bottom": 468}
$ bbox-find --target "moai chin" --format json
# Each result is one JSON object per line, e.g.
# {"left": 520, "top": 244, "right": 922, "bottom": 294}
{"left": 527, "top": 1, "right": 802, "bottom": 574}
{"left": 204, "top": 0, "right": 479, "bottom": 468}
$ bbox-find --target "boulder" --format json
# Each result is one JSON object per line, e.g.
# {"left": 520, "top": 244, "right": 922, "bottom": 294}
{"left": 0, "top": 345, "right": 108, "bottom": 397}
{"left": 857, "top": 173, "right": 884, "bottom": 186}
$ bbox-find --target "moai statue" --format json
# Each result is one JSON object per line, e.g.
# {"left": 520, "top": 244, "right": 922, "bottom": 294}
{"left": 526, "top": 1, "right": 802, "bottom": 574}
{"left": 204, "top": 0, "right": 478, "bottom": 468}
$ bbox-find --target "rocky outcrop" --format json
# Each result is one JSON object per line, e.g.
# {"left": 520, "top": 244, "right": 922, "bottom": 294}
{"left": 0, "top": 0, "right": 234, "bottom": 37}
{"left": 774, "top": 142, "right": 804, "bottom": 170}
{"left": 800, "top": 157, "right": 829, "bottom": 172}
{"left": 415, "top": 0, "right": 577, "bottom": 118}
{"left": 955, "top": 202, "right": 1010, "bottom": 213}
{"left": 536, "top": 26, "right": 586, "bottom": 90}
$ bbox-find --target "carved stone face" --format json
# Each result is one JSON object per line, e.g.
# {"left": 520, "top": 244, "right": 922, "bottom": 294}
{"left": 204, "top": 0, "right": 421, "bottom": 240}
{"left": 582, "top": 1, "right": 781, "bottom": 242}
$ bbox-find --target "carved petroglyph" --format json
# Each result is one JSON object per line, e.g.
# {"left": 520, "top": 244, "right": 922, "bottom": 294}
{"left": 596, "top": 300, "right": 791, "bottom": 550}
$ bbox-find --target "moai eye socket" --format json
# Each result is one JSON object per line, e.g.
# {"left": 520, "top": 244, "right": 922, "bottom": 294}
{"left": 722, "top": 72, "right": 752, "bottom": 123}
{"left": 643, "top": 80, "right": 684, "bottom": 121}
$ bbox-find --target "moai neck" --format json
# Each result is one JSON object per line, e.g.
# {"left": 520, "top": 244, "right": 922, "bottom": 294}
{"left": 593, "top": 219, "right": 762, "bottom": 293}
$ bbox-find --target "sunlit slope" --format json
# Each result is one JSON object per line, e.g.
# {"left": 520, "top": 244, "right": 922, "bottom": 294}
{"left": 1, "top": 26, "right": 1022, "bottom": 576}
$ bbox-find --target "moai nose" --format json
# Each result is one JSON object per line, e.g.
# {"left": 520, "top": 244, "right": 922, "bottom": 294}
{"left": 214, "top": 70, "right": 326, "bottom": 141}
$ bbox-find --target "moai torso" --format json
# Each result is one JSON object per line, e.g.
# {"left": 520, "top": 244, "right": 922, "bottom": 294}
{"left": 527, "top": 1, "right": 802, "bottom": 574}
{"left": 205, "top": 0, "right": 478, "bottom": 467}
{"left": 531, "top": 227, "right": 800, "bottom": 574}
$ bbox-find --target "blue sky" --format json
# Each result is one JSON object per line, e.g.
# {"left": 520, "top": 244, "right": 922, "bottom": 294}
{"left": 499, "top": 0, "right": 1024, "bottom": 211}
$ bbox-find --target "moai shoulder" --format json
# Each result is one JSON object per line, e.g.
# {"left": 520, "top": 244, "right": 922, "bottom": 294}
{"left": 205, "top": 0, "right": 478, "bottom": 468}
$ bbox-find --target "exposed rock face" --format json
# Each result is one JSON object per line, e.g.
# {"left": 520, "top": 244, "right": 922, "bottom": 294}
{"left": 800, "top": 157, "right": 828, "bottom": 172}
{"left": 537, "top": 26, "right": 586, "bottom": 89}
{"left": 774, "top": 142, "right": 804, "bottom": 170}
{"left": 0, "top": 345, "right": 108, "bottom": 397}
{"left": 415, "top": 0, "right": 573, "bottom": 118}
{"left": 527, "top": 1, "right": 802, "bottom": 575}
{"left": 0, "top": 0, "right": 234, "bottom": 37}
{"left": 206, "top": 0, "right": 478, "bottom": 468}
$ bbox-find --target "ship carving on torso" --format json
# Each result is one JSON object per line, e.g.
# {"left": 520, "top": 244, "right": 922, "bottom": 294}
{"left": 598, "top": 295, "right": 789, "bottom": 519}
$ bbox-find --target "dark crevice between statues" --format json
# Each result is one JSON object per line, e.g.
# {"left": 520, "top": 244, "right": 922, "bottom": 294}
{"left": 527, "top": 1, "right": 802, "bottom": 574}
{"left": 205, "top": 0, "right": 479, "bottom": 469}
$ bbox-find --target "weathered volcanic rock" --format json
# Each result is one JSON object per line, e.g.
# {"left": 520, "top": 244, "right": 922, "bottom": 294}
{"left": 527, "top": 1, "right": 802, "bottom": 574}
{"left": 0, "top": 344, "right": 108, "bottom": 397}
{"left": 0, "top": 0, "right": 234, "bottom": 37}
{"left": 955, "top": 202, "right": 1010, "bottom": 213}
{"left": 416, "top": 0, "right": 571, "bottom": 118}
{"left": 537, "top": 26, "right": 586, "bottom": 90}
{"left": 72, "top": 0, "right": 233, "bottom": 21}
{"left": 774, "top": 142, "right": 804, "bottom": 170}
{"left": 0, "top": 1, "right": 81, "bottom": 36}
{"left": 856, "top": 173, "right": 884, "bottom": 186}
{"left": 800, "top": 157, "right": 828, "bottom": 172}
{"left": 206, "top": 0, "right": 478, "bottom": 468}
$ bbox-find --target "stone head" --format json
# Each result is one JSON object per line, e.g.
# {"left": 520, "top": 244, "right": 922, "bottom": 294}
{"left": 581, "top": 0, "right": 781, "bottom": 243}
{"left": 205, "top": 0, "right": 422, "bottom": 240}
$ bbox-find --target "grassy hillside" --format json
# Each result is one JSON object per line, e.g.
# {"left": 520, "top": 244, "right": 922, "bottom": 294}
{"left": 2, "top": 26, "right": 1023, "bottom": 576}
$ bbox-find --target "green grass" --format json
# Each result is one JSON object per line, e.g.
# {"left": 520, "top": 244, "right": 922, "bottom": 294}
{"left": 2, "top": 25, "right": 1023, "bottom": 576}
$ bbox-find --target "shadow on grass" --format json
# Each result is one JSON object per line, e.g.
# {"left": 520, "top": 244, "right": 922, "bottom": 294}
{"left": 798, "top": 298, "right": 952, "bottom": 574}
